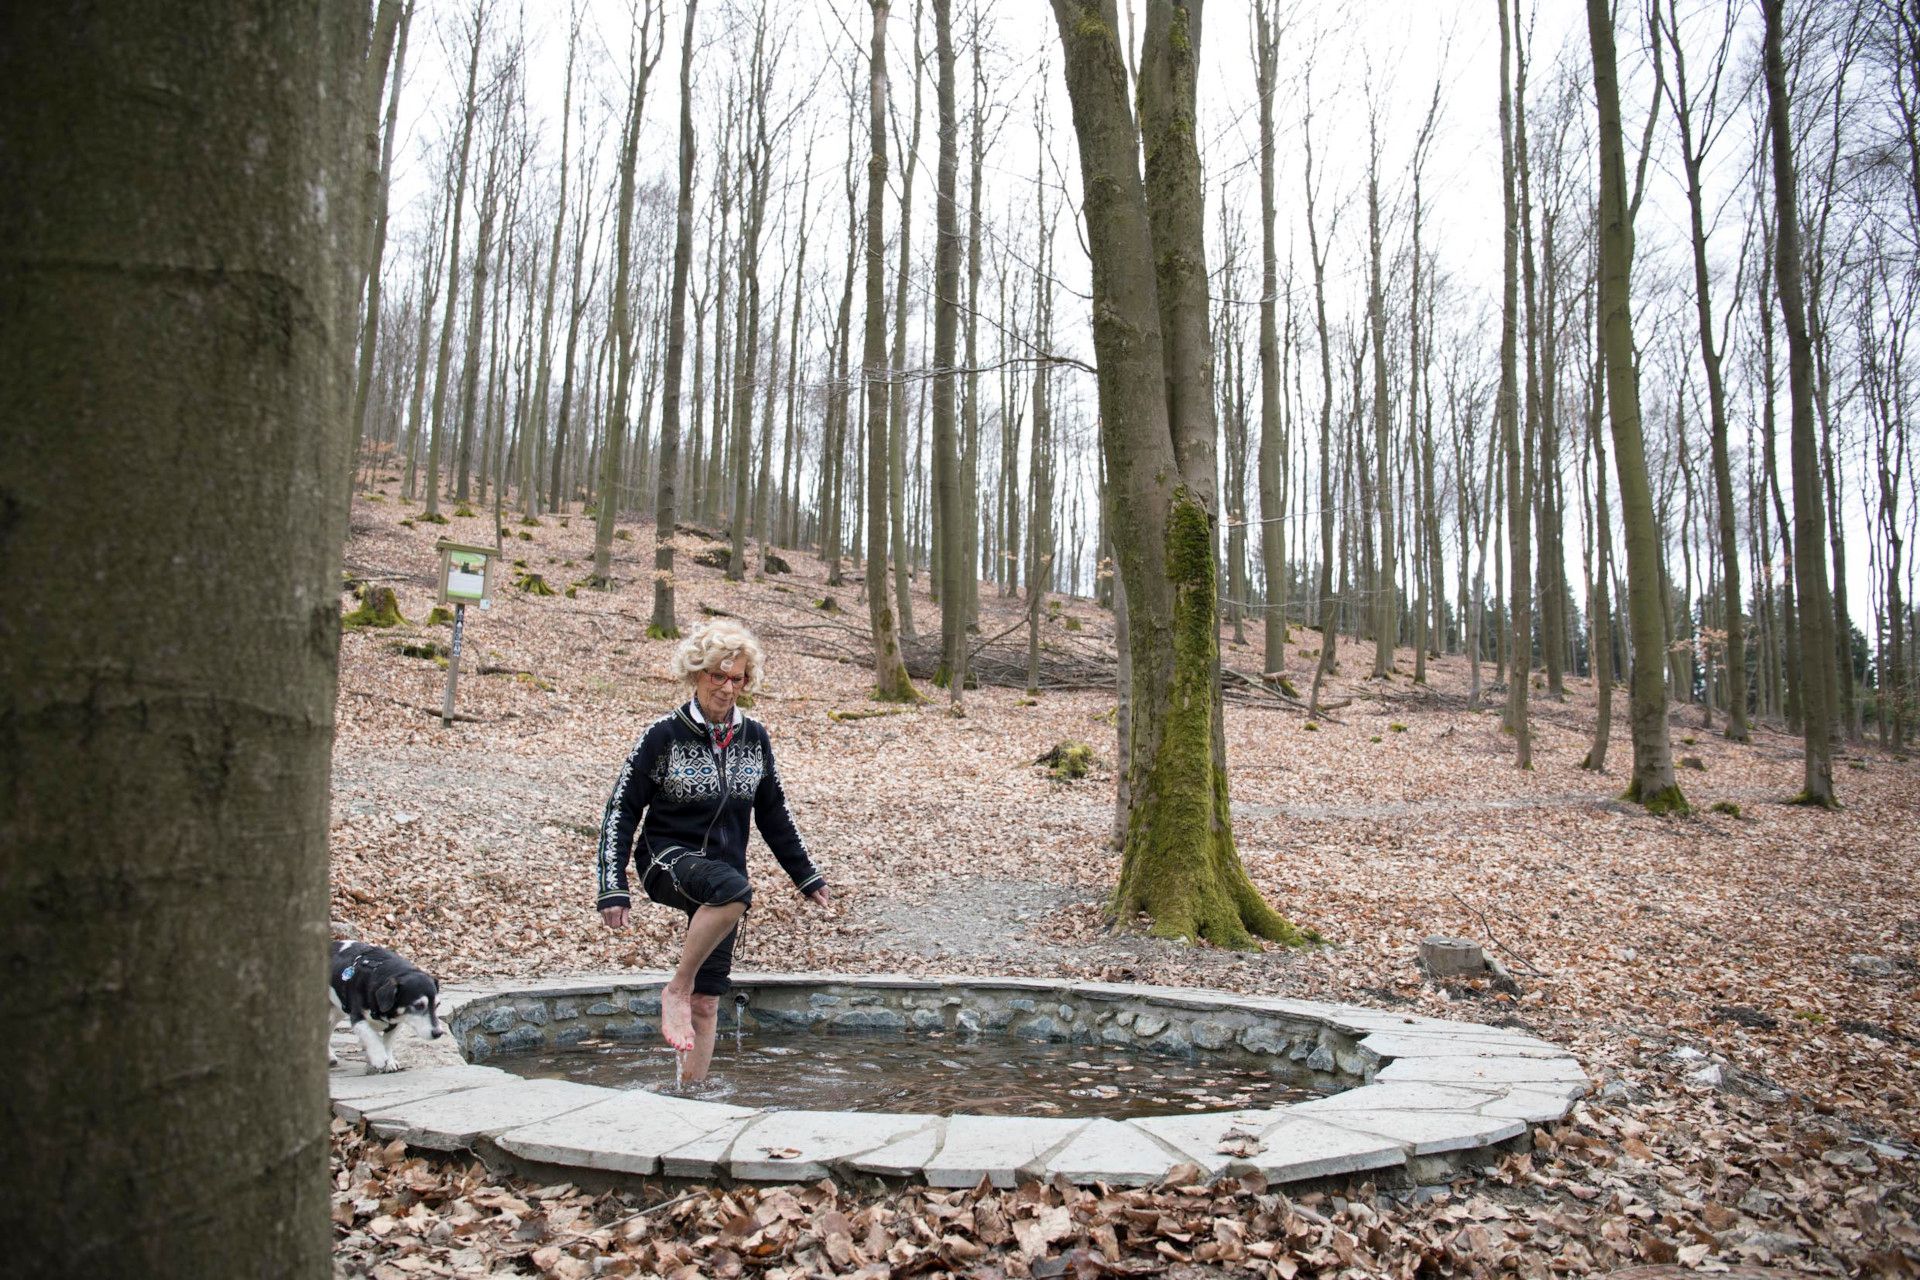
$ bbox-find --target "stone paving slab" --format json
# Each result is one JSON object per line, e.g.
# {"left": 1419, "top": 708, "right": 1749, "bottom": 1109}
{"left": 658, "top": 1115, "right": 765, "bottom": 1179}
{"left": 1357, "top": 1031, "right": 1567, "bottom": 1059}
{"left": 726, "top": 1110, "right": 942, "bottom": 1181}
{"left": 1375, "top": 1054, "right": 1589, "bottom": 1091}
{"left": 1132, "top": 1110, "right": 1407, "bottom": 1182}
{"left": 851, "top": 1122, "right": 950, "bottom": 1177}
{"left": 362, "top": 1079, "right": 617, "bottom": 1151}
{"left": 495, "top": 1090, "right": 757, "bottom": 1176}
{"left": 923, "top": 1115, "right": 1090, "bottom": 1188}
{"left": 1042, "top": 1118, "right": 1186, "bottom": 1188}
{"left": 1292, "top": 1082, "right": 1505, "bottom": 1113}
{"left": 1300, "top": 1107, "right": 1528, "bottom": 1155}
{"left": 1478, "top": 1088, "right": 1582, "bottom": 1123}
{"left": 328, "top": 1064, "right": 518, "bottom": 1121}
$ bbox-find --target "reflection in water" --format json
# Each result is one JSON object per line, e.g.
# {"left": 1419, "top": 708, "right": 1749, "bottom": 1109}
{"left": 492, "top": 1029, "right": 1330, "bottom": 1119}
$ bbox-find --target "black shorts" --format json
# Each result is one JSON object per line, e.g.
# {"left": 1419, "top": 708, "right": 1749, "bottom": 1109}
{"left": 640, "top": 846, "right": 753, "bottom": 996}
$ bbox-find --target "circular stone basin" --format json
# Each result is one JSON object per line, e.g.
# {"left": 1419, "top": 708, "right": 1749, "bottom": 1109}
{"left": 326, "top": 972, "right": 1589, "bottom": 1189}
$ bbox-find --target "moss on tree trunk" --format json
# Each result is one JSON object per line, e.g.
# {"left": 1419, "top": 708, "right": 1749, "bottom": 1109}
{"left": 1109, "top": 493, "right": 1314, "bottom": 949}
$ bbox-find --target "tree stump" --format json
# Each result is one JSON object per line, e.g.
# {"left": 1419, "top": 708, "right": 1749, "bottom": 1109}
{"left": 1419, "top": 936, "right": 1488, "bottom": 979}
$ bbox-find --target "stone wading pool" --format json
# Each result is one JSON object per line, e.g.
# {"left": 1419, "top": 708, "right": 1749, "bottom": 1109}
{"left": 328, "top": 973, "right": 1589, "bottom": 1189}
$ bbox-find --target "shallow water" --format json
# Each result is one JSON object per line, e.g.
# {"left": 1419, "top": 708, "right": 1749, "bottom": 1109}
{"left": 491, "top": 1029, "right": 1328, "bottom": 1119}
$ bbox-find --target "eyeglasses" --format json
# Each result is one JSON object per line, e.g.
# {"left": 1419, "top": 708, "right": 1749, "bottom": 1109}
{"left": 702, "top": 668, "right": 749, "bottom": 688}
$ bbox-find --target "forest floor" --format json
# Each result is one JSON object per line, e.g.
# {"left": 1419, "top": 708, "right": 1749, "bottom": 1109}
{"left": 329, "top": 491, "right": 1919, "bottom": 1279}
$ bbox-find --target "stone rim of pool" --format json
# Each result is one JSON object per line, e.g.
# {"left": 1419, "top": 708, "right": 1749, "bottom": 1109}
{"left": 328, "top": 972, "right": 1589, "bottom": 1189}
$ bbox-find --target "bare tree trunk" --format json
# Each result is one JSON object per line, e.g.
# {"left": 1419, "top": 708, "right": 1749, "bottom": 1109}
{"left": 864, "top": 0, "right": 916, "bottom": 699}
{"left": 1584, "top": 337, "right": 1616, "bottom": 771}
{"left": 961, "top": 9, "right": 986, "bottom": 638}
{"left": 1304, "top": 87, "right": 1339, "bottom": 719}
{"left": 1587, "top": 0, "right": 1684, "bottom": 811}
{"left": 2, "top": 3, "right": 359, "bottom": 1268}
{"left": 525, "top": 11, "right": 578, "bottom": 521}
{"left": 649, "top": 0, "right": 697, "bottom": 636}
{"left": 403, "top": 185, "right": 448, "bottom": 502}
{"left": 1254, "top": 2, "right": 1287, "bottom": 671}
{"left": 1498, "top": 0, "right": 1531, "bottom": 767}
{"left": 454, "top": 122, "right": 503, "bottom": 508}
{"left": 1026, "top": 216, "right": 1055, "bottom": 696}
{"left": 887, "top": 0, "right": 926, "bottom": 637}
{"left": 1366, "top": 105, "right": 1395, "bottom": 678}
{"left": 777, "top": 155, "right": 812, "bottom": 553}
{"left": 350, "top": 1, "right": 411, "bottom": 487}
{"left": 592, "top": 9, "right": 662, "bottom": 585}
{"left": 933, "top": 0, "right": 967, "bottom": 702}
{"left": 423, "top": 4, "right": 488, "bottom": 520}
{"left": 1762, "top": 0, "right": 1837, "bottom": 806}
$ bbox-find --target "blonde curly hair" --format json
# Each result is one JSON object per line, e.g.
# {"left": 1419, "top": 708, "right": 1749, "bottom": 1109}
{"left": 669, "top": 618, "right": 766, "bottom": 694}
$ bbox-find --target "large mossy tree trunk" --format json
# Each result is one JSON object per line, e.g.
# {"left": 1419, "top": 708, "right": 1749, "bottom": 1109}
{"left": 1587, "top": 0, "right": 1685, "bottom": 813}
{"left": 0, "top": 3, "right": 359, "bottom": 1272}
{"left": 1053, "top": 0, "right": 1310, "bottom": 949}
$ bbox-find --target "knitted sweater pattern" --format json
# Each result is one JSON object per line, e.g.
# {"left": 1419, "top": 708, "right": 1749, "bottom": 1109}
{"left": 594, "top": 702, "right": 822, "bottom": 910}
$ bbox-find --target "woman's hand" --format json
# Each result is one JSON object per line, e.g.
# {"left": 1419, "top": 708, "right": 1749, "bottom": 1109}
{"left": 805, "top": 885, "right": 832, "bottom": 909}
{"left": 600, "top": 906, "right": 630, "bottom": 929}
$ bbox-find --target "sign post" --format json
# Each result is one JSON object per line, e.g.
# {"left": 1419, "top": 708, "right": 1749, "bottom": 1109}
{"left": 434, "top": 541, "right": 496, "bottom": 725}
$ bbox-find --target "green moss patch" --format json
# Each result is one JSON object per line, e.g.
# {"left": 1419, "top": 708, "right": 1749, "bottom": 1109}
{"left": 1036, "top": 740, "right": 1096, "bottom": 781}
{"left": 342, "top": 585, "right": 405, "bottom": 629}
{"left": 392, "top": 639, "right": 449, "bottom": 663}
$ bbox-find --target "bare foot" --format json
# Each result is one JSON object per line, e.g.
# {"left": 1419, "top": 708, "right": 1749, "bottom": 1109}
{"left": 661, "top": 986, "right": 695, "bottom": 1052}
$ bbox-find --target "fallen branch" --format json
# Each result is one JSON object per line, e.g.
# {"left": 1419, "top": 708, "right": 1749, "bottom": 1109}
{"left": 1448, "top": 889, "right": 1549, "bottom": 979}
{"left": 826, "top": 706, "right": 910, "bottom": 723}
{"left": 341, "top": 688, "right": 487, "bottom": 724}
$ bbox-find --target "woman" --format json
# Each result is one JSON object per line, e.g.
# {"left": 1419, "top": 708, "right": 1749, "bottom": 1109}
{"left": 595, "top": 619, "right": 830, "bottom": 1081}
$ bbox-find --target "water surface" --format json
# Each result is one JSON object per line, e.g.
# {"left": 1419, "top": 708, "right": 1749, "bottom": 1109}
{"left": 493, "top": 1028, "right": 1329, "bottom": 1119}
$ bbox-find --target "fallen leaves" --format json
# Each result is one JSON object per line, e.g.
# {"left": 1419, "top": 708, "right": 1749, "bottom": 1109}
{"left": 329, "top": 496, "right": 1920, "bottom": 1277}
{"left": 1216, "top": 1126, "right": 1266, "bottom": 1157}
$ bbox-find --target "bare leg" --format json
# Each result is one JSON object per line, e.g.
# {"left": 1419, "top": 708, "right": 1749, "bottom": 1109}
{"left": 662, "top": 901, "right": 745, "bottom": 1052}
{"left": 681, "top": 994, "right": 720, "bottom": 1082}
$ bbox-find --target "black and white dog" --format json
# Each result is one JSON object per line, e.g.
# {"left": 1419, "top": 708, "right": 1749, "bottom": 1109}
{"left": 329, "top": 940, "right": 445, "bottom": 1073}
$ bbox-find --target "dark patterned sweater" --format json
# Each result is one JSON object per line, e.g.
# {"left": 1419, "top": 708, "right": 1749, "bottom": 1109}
{"left": 594, "top": 701, "right": 822, "bottom": 911}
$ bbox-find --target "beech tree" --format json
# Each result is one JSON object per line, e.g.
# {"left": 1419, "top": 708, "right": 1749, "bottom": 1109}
{"left": 2, "top": 2, "right": 361, "bottom": 1270}
{"left": 1051, "top": 0, "right": 1311, "bottom": 947}
{"left": 1763, "top": 0, "right": 1839, "bottom": 806}
{"left": 649, "top": 0, "right": 699, "bottom": 637}
{"left": 933, "top": 0, "right": 967, "bottom": 701}
{"left": 1587, "top": 0, "right": 1685, "bottom": 812}
{"left": 591, "top": 4, "right": 664, "bottom": 587}
{"left": 864, "top": 0, "right": 916, "bottom": 700}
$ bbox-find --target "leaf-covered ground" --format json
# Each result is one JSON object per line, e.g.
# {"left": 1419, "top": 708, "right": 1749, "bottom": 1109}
{"left": 330, "top": 494, "right": 1919, "bottom": 1278}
